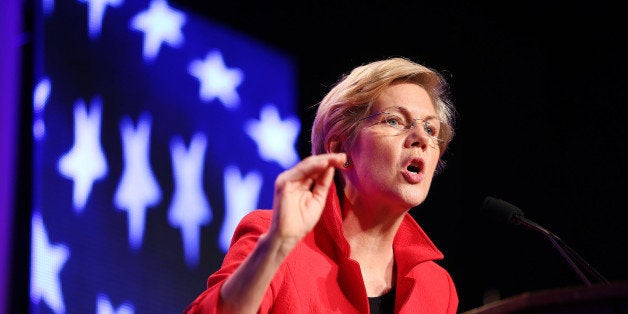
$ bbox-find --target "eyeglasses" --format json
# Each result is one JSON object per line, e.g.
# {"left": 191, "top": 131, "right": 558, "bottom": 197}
{"left": 359, "top": 107, "right": 450, "bottom": 149}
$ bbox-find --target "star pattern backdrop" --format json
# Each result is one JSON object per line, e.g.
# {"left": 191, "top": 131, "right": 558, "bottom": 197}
{"left": 30, "top": 0, "right": 300, "bottom": 313}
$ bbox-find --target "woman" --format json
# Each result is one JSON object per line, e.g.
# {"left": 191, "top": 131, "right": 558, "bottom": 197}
{"left": 185, "top": 57, "right": 458, "bottom": 313}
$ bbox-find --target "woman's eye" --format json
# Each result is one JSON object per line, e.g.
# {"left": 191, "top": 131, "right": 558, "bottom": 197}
{"left": 424, "top": 122, "right": 437, "bottom": 136}
{"left": 384, "top": 116, "right": 403, "bottom": 128}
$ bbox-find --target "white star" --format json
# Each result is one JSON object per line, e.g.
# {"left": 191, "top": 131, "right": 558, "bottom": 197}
{"left": 130, "top": 0, "right": 186, "bottom": 62}
{"left": 58, "top": 96, "right": 108, "bottom": 213}
{"left": 219, "top": 166, "right": 263, "bottom": 252}
{"left": 245, "top": 104, "right": 301, "bottom": 168}
{"left": 30, "top": 212, "right": 70, "bottom": 314}
{"left": 188, "top": 50, "right": 243, "bottom": 109}
{"left": 96, "top": 293, "right": 134, "bottom": 314}
{"left": 33, "top": 77, "right": 51, "bottom": 140}
{"left": 168, "top": 133, "right": 212, "bottom": 267}
{"left": 114, "top": 112, "right": 162, "bottom": 250}
{"left": 78, "top": 0, "right": 124, "bottom": 39}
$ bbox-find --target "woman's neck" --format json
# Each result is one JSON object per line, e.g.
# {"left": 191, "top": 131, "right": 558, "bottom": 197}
{"left": 340, "top": 199, "right": 403, "bottom": 297}
{"left": 340, "top": 195, "right": 405, "bottom": 242}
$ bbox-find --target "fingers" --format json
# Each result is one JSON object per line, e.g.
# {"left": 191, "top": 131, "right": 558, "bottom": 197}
{"left": 310, "top": 165, "right": 336, "bottom": 199}
{"left": 270, "top": 153, "right": 347, "bottom": 239}
{"left": 276, "top": 153, "right": 347, "bottom": 186}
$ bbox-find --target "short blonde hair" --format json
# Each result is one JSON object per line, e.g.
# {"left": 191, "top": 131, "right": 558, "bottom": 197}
{"left": 310, "top": 57, "right": 456, "bottom": 171}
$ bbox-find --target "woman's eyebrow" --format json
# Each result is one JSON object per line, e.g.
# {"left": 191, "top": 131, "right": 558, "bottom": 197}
{"left": 387, "top": 106, "right": 438, "bottom": 120}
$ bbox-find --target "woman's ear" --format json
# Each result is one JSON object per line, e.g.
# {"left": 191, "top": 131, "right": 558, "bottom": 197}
{"left": 328, "top": 140, "right": 343, "bottom": 154}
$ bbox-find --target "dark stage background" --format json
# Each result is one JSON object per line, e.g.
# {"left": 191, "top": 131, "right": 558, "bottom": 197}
{"left": 170, "top": 1, "right": 627, "bottom": 311}
{"left": 9, "top": 0, "right": 627, "bottom": 313}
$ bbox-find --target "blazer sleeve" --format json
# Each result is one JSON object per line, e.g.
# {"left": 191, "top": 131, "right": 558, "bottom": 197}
{"left": 183, "top": 210, "right": 278, "bottom": 313}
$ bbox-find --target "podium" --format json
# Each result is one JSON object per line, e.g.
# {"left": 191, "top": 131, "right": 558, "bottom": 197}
{"left": 462, "top": 282, "right": 628, "bottom": 314}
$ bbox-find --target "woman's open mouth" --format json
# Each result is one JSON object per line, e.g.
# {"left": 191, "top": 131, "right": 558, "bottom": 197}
{"left": 402, "top": 158, "right": 424, "bottom": 183}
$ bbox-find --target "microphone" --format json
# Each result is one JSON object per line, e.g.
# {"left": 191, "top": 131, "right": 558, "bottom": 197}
{"left": 482, "top": 196, "right": 609, "bottom": 286}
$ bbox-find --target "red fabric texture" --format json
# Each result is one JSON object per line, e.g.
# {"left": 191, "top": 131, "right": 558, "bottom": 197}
{"left": 184, "top": 183, "right": 458, "bottom": 313}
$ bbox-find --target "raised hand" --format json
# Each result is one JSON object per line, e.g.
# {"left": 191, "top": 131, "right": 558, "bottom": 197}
{"left": 269, "top": 153, "right": 346, "bottom": 248}
{"left": 216, "top": 153, "right": 347, "bottom": 313}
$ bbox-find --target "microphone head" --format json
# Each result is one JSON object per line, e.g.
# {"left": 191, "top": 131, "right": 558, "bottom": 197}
{"left": 482, "top": 196, "right": 524, "bottom": 225}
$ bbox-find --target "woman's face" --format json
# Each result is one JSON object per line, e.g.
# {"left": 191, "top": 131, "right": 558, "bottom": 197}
{"left": 342, "top": 82, "right": 441, "bottom": 212}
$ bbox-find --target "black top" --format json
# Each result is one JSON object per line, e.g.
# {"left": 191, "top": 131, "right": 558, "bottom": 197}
{"left": 368, "top": 286, "right": 396, "bottom": 314}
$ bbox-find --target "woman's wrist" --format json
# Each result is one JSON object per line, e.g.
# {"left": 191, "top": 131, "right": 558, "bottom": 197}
{"left": 262, "top": 227, "right": 302, "bottom": 261}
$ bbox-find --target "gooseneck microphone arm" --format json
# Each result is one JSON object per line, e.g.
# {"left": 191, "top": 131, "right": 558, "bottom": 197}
{"left": 515, "top": 214, "right": 593, "bottom": 285}
{"left": 482, "top": 196, "right": 610, "bottom": 286}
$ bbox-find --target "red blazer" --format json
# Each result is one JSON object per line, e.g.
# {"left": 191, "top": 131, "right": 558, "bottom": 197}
{"left": 185, "top": 183, "right": 458, "bottom": 313}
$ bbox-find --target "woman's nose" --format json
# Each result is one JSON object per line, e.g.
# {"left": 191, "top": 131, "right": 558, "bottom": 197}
{"left": 405, "top": 123, "right": 430, "bottom": 149}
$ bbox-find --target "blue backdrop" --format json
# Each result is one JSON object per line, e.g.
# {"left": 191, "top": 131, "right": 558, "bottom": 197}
{"left": 30, "top": 0, "right": 299, "bottom": 312}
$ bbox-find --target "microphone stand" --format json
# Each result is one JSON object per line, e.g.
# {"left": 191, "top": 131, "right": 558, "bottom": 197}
{"left": 513, "top": 215, "right": 610, "bottom": 286}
